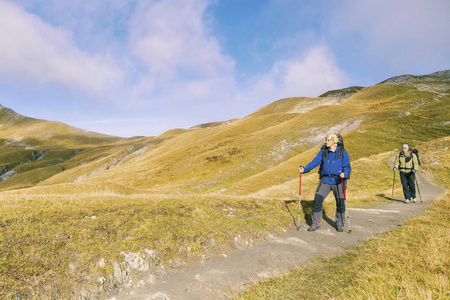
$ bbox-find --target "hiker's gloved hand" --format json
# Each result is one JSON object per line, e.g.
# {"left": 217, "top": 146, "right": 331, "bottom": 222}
{"left": 413, "top": 169, "right": 416, "bottom": 173}
{"left": 339, "top": 172, "right": 345, "bottom": 179}
{"left": 393, "top": 167, "right": 397, "bottom": 171}
{"left": 298, "top": 166, "right": 304, "bottom": 174}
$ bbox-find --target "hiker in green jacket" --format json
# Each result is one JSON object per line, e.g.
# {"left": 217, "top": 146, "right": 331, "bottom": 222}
{"left": 393, "top": 144, "right": 419, "bottom": 203}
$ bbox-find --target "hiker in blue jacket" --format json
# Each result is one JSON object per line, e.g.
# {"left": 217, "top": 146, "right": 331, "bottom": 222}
{"left": 298, "top": 134, "right": 351, "bottom": 232}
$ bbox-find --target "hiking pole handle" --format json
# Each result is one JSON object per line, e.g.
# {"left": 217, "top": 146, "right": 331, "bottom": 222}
{"left": 340, "top": 176, "right": 346, "bottom": 200}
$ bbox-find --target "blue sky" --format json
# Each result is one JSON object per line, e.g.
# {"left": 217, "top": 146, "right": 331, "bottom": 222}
{"left": 0, "top": 0, "right": 449, "bottom": 137}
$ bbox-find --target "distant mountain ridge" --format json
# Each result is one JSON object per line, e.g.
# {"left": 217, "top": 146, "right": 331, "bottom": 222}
{"left": 318, "top": 70, "right": 450, "bottom": 99}
{"left": 0, "top": 104, "right": 120, "bottom": 142}
{"left": 380, "top": 69, "right": 450, "bottom": 84}
{"left": 319, "top": 86, "right": 365, "bottom": 99}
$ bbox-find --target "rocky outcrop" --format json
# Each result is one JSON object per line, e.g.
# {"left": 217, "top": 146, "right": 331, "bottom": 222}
{"left": 74, "top": 143, "right": 150, "bottom": 183}
{"left": 0, "top": 170, "right": 17, "bottom": 181}
{"left": 31, "top": 150, "right": 46, "bottom": 161}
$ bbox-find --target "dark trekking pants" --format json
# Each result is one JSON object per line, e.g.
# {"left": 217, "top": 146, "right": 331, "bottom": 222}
{"left": 400, "top": 171, "right": 416, "bottom": 200}
{"left": 311, "top": 179, "right": 346, "bottom": 228}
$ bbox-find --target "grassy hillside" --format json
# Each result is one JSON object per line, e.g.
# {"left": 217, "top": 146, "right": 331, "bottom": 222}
{"left": 0, "top": 105, "right": 120, "bottom": 147}
{"left": 43, "top": 80, "right": 448, "bottom": 197}
{"left": 0, "top": 105, "right": 189, "bottom": 190}
{"left": 0, "top": 73, "right": 449, "bottom": 298}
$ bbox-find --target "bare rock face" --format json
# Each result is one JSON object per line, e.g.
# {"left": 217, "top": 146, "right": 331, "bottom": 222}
{"left": 0, "top": 170, "right": 16, "bottom": 181}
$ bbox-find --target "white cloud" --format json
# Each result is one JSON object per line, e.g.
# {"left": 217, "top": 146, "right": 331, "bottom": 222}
{"left": 128, "top": 0, "right": 237, "bottom": 104}
{"left": 248, "top": 45, "right": 347, "bottom": 102}
{"left": 282, "top": 46, "right": 347, "bottom": 97}
{"left": 0, "top": 0, "right": 123, "bottom": 96}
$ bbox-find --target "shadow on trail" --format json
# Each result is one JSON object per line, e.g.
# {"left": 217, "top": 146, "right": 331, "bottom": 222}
{"left": 376, "top": 193, "right": 405, "bottom": 203}
{"left": 283, "top": 199, "right": 336, "bottom": 229}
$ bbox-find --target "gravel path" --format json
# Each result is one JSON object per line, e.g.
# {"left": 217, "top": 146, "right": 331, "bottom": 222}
{"left": 115, "top": 173, "right": 444, "bottom": 300}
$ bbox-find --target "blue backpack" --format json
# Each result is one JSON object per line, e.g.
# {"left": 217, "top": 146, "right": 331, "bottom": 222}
{"left": 318, "top": 134, "right": 349, "bottom": 179}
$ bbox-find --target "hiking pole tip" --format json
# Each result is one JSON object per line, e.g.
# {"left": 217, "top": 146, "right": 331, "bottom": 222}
{"left": 341, "top": 178, "right": 352, "bottom": 234}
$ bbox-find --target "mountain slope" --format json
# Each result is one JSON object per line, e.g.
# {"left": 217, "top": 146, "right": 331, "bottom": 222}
{"left": 78, "top": 77, "right": 448, "bottom": 194}
{"left": 0, "top": 70, "right": 449, "bottom": 193}
{"left": 0, "top": 105, "right": 170, "bottom": 190}
{"left": 0, "top": 105, "right": 120, "bottom": 147}
{"left": 23, "top": 74, "right": 447, "bottom": 198}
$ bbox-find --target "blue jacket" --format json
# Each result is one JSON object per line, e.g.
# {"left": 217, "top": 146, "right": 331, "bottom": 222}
{"left": 303, "top": 146, "right": 351, "bottom": 184}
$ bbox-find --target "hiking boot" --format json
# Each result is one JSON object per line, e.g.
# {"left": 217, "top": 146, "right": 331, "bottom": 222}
{"left": 307, "top": 225, "right": 320, "bottom": 232}
{"left": 405, "top": 199, "right": 411, "bottom": 203}
{"left": 412, "top": 198, "right": 416, "bottom": 203}
{"left": 336, "top": 225, "right": 343, "bottom": 232}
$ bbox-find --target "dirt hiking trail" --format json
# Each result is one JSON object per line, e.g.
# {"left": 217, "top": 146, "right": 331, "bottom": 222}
{"left": 115, "top": 174, "right": 444, "bottom": 300}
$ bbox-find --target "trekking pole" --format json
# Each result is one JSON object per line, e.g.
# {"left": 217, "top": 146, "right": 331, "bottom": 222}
{"left": 297, "top": 168, "right": 302, "bottom": 230}
{"left": 415, "top": 173, "right": 422, "bottom": 204}
{"left": 341, "top": 178, "right": 352, "bottom": 233}
{"left": 391, "top": 170, "right": 396, "bottom": 202}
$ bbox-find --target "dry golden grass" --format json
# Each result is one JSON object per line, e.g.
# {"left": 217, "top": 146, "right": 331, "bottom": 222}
{"left": 0, "top": 81, "right": 448, "bottom": 298}
{"left": 0, "top": 185, "right": 292, "bottom": 298}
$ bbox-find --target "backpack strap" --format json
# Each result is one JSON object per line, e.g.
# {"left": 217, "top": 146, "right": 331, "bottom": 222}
{"left": 318, "top": 146, "right": 348, "bottom": 179}
{"left": 318, "top": 145, "right": 327, "bottom": 179}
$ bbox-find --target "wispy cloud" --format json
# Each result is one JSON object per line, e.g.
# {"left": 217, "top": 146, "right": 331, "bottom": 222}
{"left": 0, "top": 0, "right": 123, "bottom": 97}
{"left": 329, "top": 0, "right": 450, "bottom": 73}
